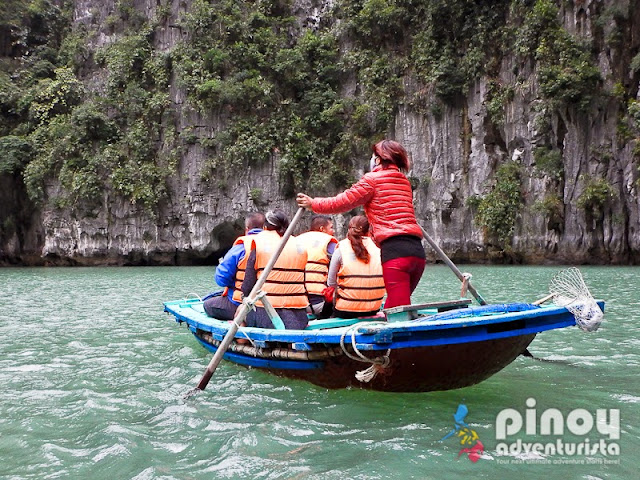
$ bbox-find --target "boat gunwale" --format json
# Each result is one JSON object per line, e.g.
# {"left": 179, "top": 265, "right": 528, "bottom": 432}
{"left": 164, "top": 300, "right": 604, "bottom": 350}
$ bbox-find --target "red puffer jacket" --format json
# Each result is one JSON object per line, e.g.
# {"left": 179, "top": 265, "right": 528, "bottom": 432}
{"left": 311, "top": 165, "right": 423, "bottom": 244}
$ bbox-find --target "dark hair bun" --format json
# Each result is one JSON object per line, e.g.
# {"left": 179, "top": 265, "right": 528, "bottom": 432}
{"left": 265, "top": 209, "right": 290, "bottom": 235}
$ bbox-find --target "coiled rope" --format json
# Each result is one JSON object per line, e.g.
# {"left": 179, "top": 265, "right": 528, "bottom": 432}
{"left": 339, "top": 322, "right": 391, "bottom": 383}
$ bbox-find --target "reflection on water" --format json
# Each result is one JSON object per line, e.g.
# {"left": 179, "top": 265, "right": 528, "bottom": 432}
{"left": 0, "top": 265, "right": 637, "bottom": 479}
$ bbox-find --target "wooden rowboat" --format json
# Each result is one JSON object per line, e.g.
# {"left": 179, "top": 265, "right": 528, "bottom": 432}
{"left": 163, "top": 298, "right": 605, "bottom": 392}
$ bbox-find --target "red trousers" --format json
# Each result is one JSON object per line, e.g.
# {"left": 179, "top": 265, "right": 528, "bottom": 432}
{"left": 382, "top": 256, "right": 426, "bottom": 309}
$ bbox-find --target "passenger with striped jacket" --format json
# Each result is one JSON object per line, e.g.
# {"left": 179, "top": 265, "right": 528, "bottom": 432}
{"left": 296, "top": 215, "right": 338, "bottom": 318}
{"left": 327, "top": 216, "right": 385, "bottom": 318}
{"left": 241, "top": 210, "right": 309, "bottom": 330}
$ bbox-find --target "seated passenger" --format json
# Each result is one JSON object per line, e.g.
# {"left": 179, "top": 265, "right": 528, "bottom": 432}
{"left": 241, "top": 210, "right": 309, "bottom": 329}
{"left": 203, "top": 212, "right": 265, "bottom": 319}
{"left": 296, "top": 214, "right": 338, "bottom": 318}
{"left": 327, "top": 215, "right": 386, "bottom": 318}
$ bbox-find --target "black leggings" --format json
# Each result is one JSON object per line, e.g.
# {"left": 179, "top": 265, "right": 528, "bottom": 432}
{"left": 203, "top": 294, "right": 238, "bottom": 320}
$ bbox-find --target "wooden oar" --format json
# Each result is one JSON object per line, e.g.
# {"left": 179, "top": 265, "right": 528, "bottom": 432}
{"left": 419, "top": 226, "right": 540, "bottom": 359}
{"left": 419, "top": 225, "right": 541, "bottom": 359}
{"left": 184, "top": 207, "right": 305, "bottom": 398}
{"left": 419, "top": 225, "right": 487, "bottom": 306}
{"left": 532, "top": 293, "right": 555, "bottom": 305}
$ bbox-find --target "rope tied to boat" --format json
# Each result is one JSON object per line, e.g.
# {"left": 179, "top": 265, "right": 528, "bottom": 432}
{"left": 233, "top": 294, "right": 268, "bottom": 350}
{"left": 241, "top": 293, "right": 259, "bottom": 314}
{"left": 339, "top": 322, "right": 391, "bottom": 383}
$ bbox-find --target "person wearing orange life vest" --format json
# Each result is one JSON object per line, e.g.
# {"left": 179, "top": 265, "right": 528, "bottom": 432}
{"left": 327, "top": 215, "right": 386, "bottom": 318}
{"left": 296, "top": 215, "right": 338, "bottom": 319}
{"left": 241, "top": 210, "right": 310, "bottom": 329}
{"left": 203, "top": 212, "right": 265, "bottom": 319}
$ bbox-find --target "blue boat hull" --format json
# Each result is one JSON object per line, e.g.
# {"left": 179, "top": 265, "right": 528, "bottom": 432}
{"left": 164, "top": 300, "right": 603, "bottom": 392}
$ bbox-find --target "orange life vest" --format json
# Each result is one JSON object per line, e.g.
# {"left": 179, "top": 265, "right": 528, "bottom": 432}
{"left": 335, "top": 237, "right": 386, "bottom": 313}
{"left": 297, "top": 231, "right": 338, "bottom": 296}
{"left": 221, "top": 235, "right": 255, "bottom": 303}
{"left": 253, "top": 230, "right": 309, "bottom": 309}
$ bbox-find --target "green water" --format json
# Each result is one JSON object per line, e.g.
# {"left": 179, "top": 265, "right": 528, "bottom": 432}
{"left": 0, "top": 265, "right": 637, "bottom": 479}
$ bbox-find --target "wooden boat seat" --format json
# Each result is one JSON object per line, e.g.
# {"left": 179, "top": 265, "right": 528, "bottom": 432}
{"left": 383, "top": 299, "right": 472, "bottom": 322}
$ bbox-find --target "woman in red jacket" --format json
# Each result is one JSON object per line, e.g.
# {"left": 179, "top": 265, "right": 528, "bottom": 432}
{"left": 296, "top": 139, "right": 426, "bottom": 309}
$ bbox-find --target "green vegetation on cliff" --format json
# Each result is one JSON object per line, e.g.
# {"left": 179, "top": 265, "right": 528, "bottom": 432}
{"left": 0, "top": 0, "right": 618, "bottom": 244}
{"left": 475, "top": 162, "right": 522, "bottom": 245}
{"left": 174, "top": 0, "right": 354, "bottom": 196}
{"left": 0, "top": 0, "right": 175, "bottom": 212}
{"left": 173, "top": 0, "right": 521, "bottom": 196}
{"left": 513, "top": 0, "right": 601, "bottom": 111}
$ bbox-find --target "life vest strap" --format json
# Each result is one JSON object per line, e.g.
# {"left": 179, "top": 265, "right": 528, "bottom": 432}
{"left": 336, "top": 292, "right": 385, "bottom": 302}
{"left": 263, "top": 292, "right": 307, "bottom": 297}
{"left": 339, "top": 285, "right": 385, "bottom": 291}
{"left": 257, "top": 267, "right": 306, "bottom": 273}
{"left": 338, "top": 274, "right": 383, "bottom": 279}
{"left": 264, "top": 279, "right": 308, "bottom": 285}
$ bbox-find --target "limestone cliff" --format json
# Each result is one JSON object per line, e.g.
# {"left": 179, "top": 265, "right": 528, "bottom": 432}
{"left": 0, "top": 0, "right": 639, "bottom": 265}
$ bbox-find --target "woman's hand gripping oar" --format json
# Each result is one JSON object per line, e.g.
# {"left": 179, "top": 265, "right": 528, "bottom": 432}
{"left": 184, "top": 207, "right": 305, "bottom": 399}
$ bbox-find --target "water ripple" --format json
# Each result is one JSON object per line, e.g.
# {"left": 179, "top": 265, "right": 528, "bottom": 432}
{"left": 0, "top": 265, "right": 637, "bottom": 479}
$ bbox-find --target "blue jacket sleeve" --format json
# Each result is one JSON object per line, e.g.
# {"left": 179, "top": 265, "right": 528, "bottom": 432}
{"left": 214, "top": 244, "right": 246, "bottom": 288}
{"left": 242, "top": 250, "right": 258, "bottom": 297}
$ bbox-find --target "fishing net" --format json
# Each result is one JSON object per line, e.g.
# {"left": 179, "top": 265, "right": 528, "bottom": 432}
{"left": 549, "top": 267, "right": 603, "bottom": 332}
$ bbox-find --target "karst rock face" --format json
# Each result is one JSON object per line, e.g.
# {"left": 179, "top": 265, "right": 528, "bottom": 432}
{"left": 1, "top": 0, "right": 639, "bottom": 266}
